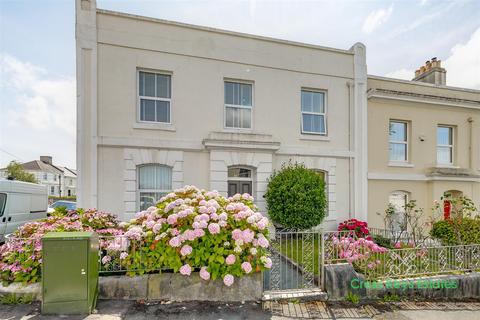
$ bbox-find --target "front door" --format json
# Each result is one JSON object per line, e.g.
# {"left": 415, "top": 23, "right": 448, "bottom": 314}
{"left": 228, "top": 181, "right": 252, "bottom": 197}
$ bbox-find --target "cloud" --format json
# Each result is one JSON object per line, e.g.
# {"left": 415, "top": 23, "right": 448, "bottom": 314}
{"left": 388, "top": 2, "right": 456, "bottom": 39}
{"left": 384, "top": 26, "right": 480, "bottom": 89}
{"left": 0, "top": 54, "right": 76, "bottom": 136}
{"left": 362, "top": 4, "right": 393, "bottom": 34}
{"left": 443, "top": 27, "right": 480, "bottom": 89}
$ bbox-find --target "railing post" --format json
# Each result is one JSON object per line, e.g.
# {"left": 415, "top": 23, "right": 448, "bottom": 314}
{"left": 321, "top": 229, "right": 325, "bottom": 290}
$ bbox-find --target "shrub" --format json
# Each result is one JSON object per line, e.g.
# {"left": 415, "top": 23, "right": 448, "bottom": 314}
{"left": 338, "top": 219, "right": 371, "bottom": 239}
{"left": 0, "top": 209, "right": 120, "bottom": 284}
{"left": 104, "top": 186, "right": 272, "bottom": 286}
{"left": 430, "top": 217, "right": 480, "bottom": 245}
{"left": 264, "top": 162, "right": 327, "bottom": 230}
{"left": 332, "top": 236, "right": 388, "bottom": 280}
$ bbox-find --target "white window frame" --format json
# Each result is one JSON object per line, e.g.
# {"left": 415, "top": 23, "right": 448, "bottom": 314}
{"left": 224, "top": 80, "right": 253, "bottom": 130}
{"left": 301, "top": 89, "right": 327, "bottom": 135}
{"left": 437, "top": 125, "right": 454, "bottom": 165}
{"left": 136, "top": 164, "right": 172, "bottom": 211}
{"left": 137, "top": 69, "right": 172, "bottom": 124}
{"left": 389, "top": 120, "right": 409, "bottom": 163}
{"left": 388, "top": 191, "right": 409, "bottom": 232}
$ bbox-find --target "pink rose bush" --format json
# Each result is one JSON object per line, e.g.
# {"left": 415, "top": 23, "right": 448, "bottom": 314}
{"left": 0, "top": 209, "right": 120, "bottom": 284}
{"left": 119, "top": 185, "right": 271, "bottom": 286}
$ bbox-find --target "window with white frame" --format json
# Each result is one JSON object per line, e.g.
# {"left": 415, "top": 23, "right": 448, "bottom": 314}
{"left": 224, "top": 81, "right": 252, "bottom": 129}
{"left": 137, "top": 164, "right": 172, "bottom": 211}
{"left": 301, "top": 90, "right": 326, "bottom": 134}
{"left": 50, "top": 186, "right": 55, "bottom": 195}
{"left": 437, "top": 126, "right": 453, "bottom": 165}
{"left": 388, "top": 191, "right": 409, "bottom": 231}
{"left": 43, "top": 173, "right": 48, "bottom": 180}
{"left": 389, "top": 121, "right": 408, "bottom": 162}
{"left": 138, "top": 71, "right": 171, "bottom": 123}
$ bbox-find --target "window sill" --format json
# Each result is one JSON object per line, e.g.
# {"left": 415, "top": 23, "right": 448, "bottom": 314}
{"left": 300, "top": 135, "right": 330, "bottom": 142}
{"left": 133, "top": 122, "right": 176, "bottom": 131}
{"left": 222, "top": 128, "right": 254, "bottom": 134}
{"left": 435, "top": 164, "right": 459, "bottom": 169}
{"left": 388, "top": 162, "right": 414, "bottom": 168}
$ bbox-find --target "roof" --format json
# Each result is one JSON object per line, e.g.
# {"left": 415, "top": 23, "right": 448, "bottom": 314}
{"left": 22, "top": 160, "right": 63, "bottom": 174}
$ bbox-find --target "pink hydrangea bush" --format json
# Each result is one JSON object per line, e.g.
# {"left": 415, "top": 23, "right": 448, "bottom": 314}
{"left": 0, "top": 209, "right": 120, "bottom": 284}
{"left": 119, "top": 185, "right": 271, "bottom": 285}
{"left": 332, "top": 236, "right": 388, "bottom": 279}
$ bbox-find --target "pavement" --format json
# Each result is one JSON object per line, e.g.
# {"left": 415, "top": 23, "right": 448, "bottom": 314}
{"left": 1, "top": 299, "right": 480, "bottom": 319}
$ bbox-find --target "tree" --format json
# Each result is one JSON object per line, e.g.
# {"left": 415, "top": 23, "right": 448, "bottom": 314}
{"left": 264, "top": 162, "right": 327, "bottom": 230}
{"left": 5, "top": 161, "right": 37, "bottom": 183}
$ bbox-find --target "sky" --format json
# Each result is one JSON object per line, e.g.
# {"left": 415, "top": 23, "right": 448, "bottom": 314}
{"left": 0, "top": 0, "right": 479, "bottom": 169}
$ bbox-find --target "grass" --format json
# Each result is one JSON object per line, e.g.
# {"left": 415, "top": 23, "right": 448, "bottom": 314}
{"left": 0, "top": 294, "right": 33, "bottom": 305}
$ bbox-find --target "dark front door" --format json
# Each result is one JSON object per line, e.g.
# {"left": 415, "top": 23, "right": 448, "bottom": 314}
{"left": 228, "top": 181, "right": 252, "bottom": 197}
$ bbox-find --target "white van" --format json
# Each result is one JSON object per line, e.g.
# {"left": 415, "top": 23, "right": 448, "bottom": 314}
{"left": 0, "top": 180, "right": 48, "bottom": 243}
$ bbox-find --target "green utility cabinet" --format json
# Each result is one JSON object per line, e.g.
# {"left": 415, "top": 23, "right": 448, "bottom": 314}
{"left": 41, "top": 232, "right": 99, "bottom": 314}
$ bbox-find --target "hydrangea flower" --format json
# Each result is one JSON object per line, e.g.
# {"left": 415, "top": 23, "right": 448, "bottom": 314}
{"left": 226, "top": 254, "right": 236, "bottom": 265}
{"left": 180, "top": 264, "right": 192, "bottom": 276}
{"left": 199, "top": 267, "right": 210, "bottom": 281}
{"left": 180, "top": 245, "right": 193, "bottom": 257}
{"left": 223, "top": 274, "right": 234, "bottom": 286}
{"left": 241, "top": 262, "right": 252, "bottom": 273}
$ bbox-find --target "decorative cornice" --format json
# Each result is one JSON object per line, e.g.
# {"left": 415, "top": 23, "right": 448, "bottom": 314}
{"left": 367, "top": 88, "right": 480, "bottom": 109}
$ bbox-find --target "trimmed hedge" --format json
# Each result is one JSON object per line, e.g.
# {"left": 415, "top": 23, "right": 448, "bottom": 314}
{"left": 264, "top": 162, "right": 327, "bottom": 230}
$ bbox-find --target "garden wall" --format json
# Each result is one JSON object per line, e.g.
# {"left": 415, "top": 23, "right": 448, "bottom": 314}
{"left": 324, "top": 263, "right": 480, "bottom": 300}
{"left": 0, "top": 273, "right": 263, "bottom": 302}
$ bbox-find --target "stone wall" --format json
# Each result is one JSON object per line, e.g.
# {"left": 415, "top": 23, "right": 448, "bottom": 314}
{"left": 0, "top": 272, "right": 263, "bottom": 302}
{"left": 324, "top": 263, "right": 480, "bottom": 301}
{"left": 99, "top": 272, "right": 263, "bottom": 301}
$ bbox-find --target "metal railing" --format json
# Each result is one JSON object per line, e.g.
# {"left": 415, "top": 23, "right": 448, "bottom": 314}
{"left": 359, "top": 244, "right": 480, "bottom": 280}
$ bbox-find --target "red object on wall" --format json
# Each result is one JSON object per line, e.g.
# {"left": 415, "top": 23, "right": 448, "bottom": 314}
{"left": 444, "top": 200, "right": 451, "bottom": 220}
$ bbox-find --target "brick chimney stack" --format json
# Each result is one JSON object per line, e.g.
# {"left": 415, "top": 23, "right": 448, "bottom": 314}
{"left": 413, "top": 57, "right": 446, "bottom": 86}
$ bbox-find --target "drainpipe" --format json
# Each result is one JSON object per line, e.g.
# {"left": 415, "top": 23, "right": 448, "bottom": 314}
{"left": 347, "top": 81, "right": 354, "bottom": 218}
{"left": 468, "top": 117, "right": 474, "bottom": 170}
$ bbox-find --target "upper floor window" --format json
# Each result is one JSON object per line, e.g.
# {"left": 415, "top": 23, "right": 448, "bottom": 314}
{"left": 225, "top": 81, "right": 252, "bottom": 129}
{"left": 43, "top": 173, "right": 48, "bottom": 180}
{"left": 137, "top": 164, "right": 172, "bottom": 211}
{"left": 389, "top": 121, "right": 408, "bottom": 162}
{"left": 437, "top": 126, "right": 453, "bottom": 165}
{"left": 301, "top": 90, "right": 326, "bottom": 135}
{"left": 138, "top": 71, "right": 171, "bottom": 123}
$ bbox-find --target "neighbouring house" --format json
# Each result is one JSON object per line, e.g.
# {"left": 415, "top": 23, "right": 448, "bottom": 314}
{"left": 0, "top": 156, "right": 77, "bottom": 198}
{"left": 367, "top": 61, "right": 480, "bottom": 228}
{"left": 75, "top": 0, "right": 480, "bottom": 227}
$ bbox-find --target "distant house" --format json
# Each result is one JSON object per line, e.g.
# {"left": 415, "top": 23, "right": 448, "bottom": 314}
{"left": 0, "top": 156, "right": 77, "bottom": 197}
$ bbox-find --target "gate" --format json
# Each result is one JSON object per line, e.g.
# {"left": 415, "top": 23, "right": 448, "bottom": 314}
{"left": 263, "top": 229, "right": 324, "bottom": 297}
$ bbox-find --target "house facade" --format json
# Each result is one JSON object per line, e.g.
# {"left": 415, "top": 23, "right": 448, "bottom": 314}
{"left": 76, "top": 0, "right": 368, "bottom": 226}
{"left": 367, "top": 68, "right": 480, "bottom": 228}
{"left": 0, "top": 156, "right": 77, "bottom": 197}
{"left": 75, "top": 1, "right": 479, "bottom": 227}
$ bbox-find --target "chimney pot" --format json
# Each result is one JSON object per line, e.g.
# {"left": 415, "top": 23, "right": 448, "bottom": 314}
{"left": 413, "top": 57, "right": 446, "bottom": 85}
{"left": 415, "top": 69, "right": 421, "bottom": 77}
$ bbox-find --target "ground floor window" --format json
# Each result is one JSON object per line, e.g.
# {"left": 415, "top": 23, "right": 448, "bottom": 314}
{"left": 388, "top": 191, "right": 409, "bottom": 231}
{"left": 137, "top": 164, "right": 172, "bottom": 211}
{"left": 227, "top": 166, "right": 252, "bottom": 197}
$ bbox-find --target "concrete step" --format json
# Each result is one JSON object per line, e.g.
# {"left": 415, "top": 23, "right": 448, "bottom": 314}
{"left": 263, "top": 288, "right": 328, "bottom": 302}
